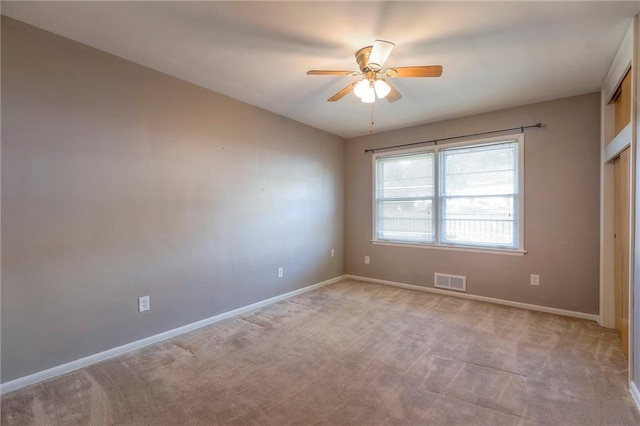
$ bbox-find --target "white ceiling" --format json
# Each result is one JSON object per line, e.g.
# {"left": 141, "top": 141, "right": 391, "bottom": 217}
{"left": 3, "top": 1, "right": 640, "bottom": 138}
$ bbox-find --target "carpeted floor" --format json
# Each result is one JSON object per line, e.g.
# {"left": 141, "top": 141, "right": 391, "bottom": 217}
{"left": 2, "top": 279, "right": 640, "bottom": 425}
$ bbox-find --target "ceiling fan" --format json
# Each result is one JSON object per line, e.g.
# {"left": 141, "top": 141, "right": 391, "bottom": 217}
{"left": 307, "top": 40, "right": 442, "bottom": 103}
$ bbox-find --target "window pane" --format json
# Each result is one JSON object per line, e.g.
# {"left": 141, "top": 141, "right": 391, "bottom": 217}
{"left": 376, "top": 199, "right": 433, "bottom": 243}
{"left": 441, "top": 196, "right": 516, "bottom": 247}
{"left": 377, "top": 153, "right": 434, "bottom": 198}
{"left": 442, "top": 142, "right": 517, "bottom": 196}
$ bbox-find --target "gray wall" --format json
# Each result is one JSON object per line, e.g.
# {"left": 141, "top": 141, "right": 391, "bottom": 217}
{"left": 1, "top": 17, "right": 345, "bottom": 383}
{"left": 345, "top": 93, "right": 601, "bottom": 314}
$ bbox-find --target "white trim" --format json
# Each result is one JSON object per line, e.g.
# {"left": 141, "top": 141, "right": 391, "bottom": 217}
{"left": 631, "top": 381, "right": 640, "bottom": 413}
{"left": 370, "top": 240, "right": 526, "bottom": 256}
{"left": 603, "top": 22, "right": 633, "bottom": 104}
{"left": 345, "top": 274, "right": 599, "bottom": 322}
{"left": 0, "top": 275, "right": 345, "bottom": 395}
{"left": 518, "top": 133, "right": 526, "bottom": 250}
{"left": 605, "top": 122, "right": 632, "bottom": 162}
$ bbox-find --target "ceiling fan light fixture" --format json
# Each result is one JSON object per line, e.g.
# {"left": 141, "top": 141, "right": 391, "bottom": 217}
{"left": 354, "top": 79, "right": 371, "bottom": 99}
{"left": 360, "top": 86, "right": 376, "bottom": 103}
{"left": 374, "top": 79, "right": 391, "bottom": 99}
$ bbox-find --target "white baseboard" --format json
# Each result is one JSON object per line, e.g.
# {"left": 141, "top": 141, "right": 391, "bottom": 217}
{"left": 631, "top": 381, "right": 640, "bottom": 413}
{"left": 345, "top": 275, "right": 599, "bottom": 322}
{"left": 0, "top": 275, "right": 345, "bottom": 395}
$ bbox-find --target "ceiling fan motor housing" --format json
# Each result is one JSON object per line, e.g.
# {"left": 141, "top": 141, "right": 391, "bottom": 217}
{"left": 355, "top": 46, "right": 373, "bottom": 72}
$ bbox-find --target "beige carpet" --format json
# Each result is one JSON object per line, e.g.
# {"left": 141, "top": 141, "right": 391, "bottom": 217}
{"left": 2, "top": 279, "right": 639, "bottom": 425}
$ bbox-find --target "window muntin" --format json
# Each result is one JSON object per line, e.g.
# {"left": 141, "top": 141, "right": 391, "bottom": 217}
{"left": 373, "top": 137, "right": 523, "bottom": 251}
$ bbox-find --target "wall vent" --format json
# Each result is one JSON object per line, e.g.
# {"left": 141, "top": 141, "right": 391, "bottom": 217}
{"left": 434, "top": 273, "right": 467, "bottom": 292}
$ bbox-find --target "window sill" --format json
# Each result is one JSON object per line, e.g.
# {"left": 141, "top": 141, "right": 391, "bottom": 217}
{"left": 370, "top": 240, "right": 527, "bottom": 256}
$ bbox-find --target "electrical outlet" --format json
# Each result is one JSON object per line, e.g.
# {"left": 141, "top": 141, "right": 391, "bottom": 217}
{"left": 138, "top": 296, "right": 150, "bottom": 312}
{"left": 331, "top": 249, "right": 335, "bottom": 257}
{"left": 364, "top": 256, "right": 370, "bottom": 264}
{"left": 530, "top": 274, "right": 540, "bottom": 286}
{"left": 278, "top": 267, "right": 284, "bottom": 278}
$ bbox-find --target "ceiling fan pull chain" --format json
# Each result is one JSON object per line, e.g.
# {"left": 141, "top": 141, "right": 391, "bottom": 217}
{"left": 370, "top": 103, "right": 375, "bottom": 133}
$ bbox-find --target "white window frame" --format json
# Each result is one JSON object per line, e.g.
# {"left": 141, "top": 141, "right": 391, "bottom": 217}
{"left": 371, "top": 133, "right": 526, "bottom": 256}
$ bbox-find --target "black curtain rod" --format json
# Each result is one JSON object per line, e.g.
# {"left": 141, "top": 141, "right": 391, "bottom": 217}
{"left": 364, "top": 122, "right": 542, "bottom": 154}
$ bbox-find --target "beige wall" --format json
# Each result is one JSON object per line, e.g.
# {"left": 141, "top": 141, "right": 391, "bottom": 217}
{"left": 345, "top": 93, "right": 601, "bottom": 314}
{"left": 1, "top": 17, "right": 345, "bottom": 382}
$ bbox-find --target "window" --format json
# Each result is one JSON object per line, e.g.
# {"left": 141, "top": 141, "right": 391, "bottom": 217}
{"left": 373, "top": 135, "right": 523, "bottom": 253}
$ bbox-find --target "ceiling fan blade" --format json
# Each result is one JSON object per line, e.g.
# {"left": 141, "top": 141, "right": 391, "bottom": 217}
{"left": 367, "top": 40, "right": 395, "bottom": 71}
{"left": 328, "top": 82, "right": 357, "bottom": 102}
{"left": 307, "top": 70, "right": 358, "bottom": 76}
{"left": 385, "top": 80, "right": 402, "bottom": 103}
{"left": 385, "top": 65, "right": 443, "bottom": 78}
